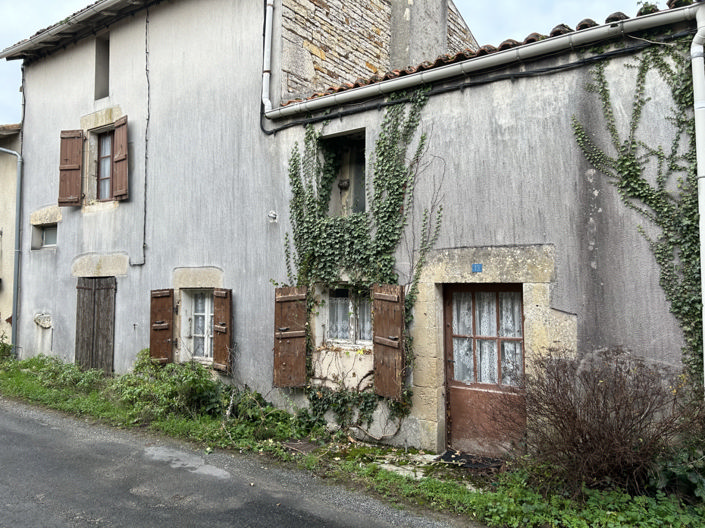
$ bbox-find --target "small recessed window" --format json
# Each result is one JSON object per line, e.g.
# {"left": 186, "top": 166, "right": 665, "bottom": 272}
{"left": 95, "top": 35, "right": 110, "bottom": 100}
{"left": 31, "top": 224, "right": 57, "bottom": 249}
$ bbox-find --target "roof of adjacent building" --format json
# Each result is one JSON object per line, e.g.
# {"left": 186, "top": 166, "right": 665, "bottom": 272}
{"left": 0, "top": 124, "right": 21, "bottom": 138}
{"left": 283, "top": 0, "right": 699, "bottom": 106}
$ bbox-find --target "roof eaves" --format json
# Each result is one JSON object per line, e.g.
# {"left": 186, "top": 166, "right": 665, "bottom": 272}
{"left": 0, "top": 0, "right": 150, "bottom": 61}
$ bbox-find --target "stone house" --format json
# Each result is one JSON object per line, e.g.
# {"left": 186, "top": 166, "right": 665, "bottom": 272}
{"left": 1, "top": 0, "right": 703, "bottom": 454}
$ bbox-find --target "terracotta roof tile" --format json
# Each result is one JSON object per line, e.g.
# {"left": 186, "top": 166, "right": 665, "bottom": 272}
{"left": 605, "top": 11, "right": 630, "bottom": 23}
{"left": 523, "top": 32, "right": 547, "bottom": 44}
{"left": 576, "top": 18, "right": 599, "bottom": 31}
{"left": 497, "top": 39, "right": 522, "bottom": 51}
{"left": 549, "top": 24, "right": 574, "bottom": 37}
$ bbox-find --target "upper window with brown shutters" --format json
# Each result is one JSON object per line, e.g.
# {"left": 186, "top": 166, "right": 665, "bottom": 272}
{"left": 58, "top": 114, "right": 128, "bottom": 206}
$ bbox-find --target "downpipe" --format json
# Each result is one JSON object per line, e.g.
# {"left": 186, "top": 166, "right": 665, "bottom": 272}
{"left": 694, "top": 5, "right": 705, "bottom": 389}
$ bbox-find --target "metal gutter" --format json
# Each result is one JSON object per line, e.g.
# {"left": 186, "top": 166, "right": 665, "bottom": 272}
{"left": 265, "top": 5, "right": 701, "bottom": 120}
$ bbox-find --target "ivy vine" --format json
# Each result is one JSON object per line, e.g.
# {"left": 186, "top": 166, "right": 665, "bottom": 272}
{"left": 284, "top": 88, "right": 443, "bottom": 431}
{"left": 572, "top": 37, "right": 702, "bottom": 382}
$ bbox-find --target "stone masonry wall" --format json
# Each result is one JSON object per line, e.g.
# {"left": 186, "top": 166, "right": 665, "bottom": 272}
{"left": 447, "top": 0, "right": 477, "bottom": 53}
{"left": 281, "top": 0, "right": 477, "bottom": 101}
{"left": 281, "top": 0, "right": 391, "bottom": 99}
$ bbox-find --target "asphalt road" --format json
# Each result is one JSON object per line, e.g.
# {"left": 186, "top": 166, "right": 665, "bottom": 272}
{"left": 0, "top": 397, "right": 467, "bottom": 528}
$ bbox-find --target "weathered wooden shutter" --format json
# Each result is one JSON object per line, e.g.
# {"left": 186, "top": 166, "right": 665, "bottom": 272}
{"left": 150, "top": 289, "right": 174, "bottom": 363}
{"left": 112, "top": 115, "right": 128, "bottom": 200}
{"left": 373, "top": 284, "right": 405, "bottom": 400}
{"left": 273, "top": 286, "right": 307, "bottom": 387}
{"left": 75, "top": 277, "right": 116, "bottom": 374}
{"left": 59, "top": 130, "right": 84, "bottom": 206}
{"left": 93, "top": 277, "right": 116, "bottom": 374}
{"left": 212, "top": 288, "right": 232, "bottom": 373}
{"left": 75, "top": 278, "right": 94, "bottom": 370}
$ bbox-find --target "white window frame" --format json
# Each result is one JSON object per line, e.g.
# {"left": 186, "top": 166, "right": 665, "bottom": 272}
{"left": 323, "top": 287, "right": 372, "bottom": 348}
{"left": 179, "top": 289, "right": 214, "bottom": 363}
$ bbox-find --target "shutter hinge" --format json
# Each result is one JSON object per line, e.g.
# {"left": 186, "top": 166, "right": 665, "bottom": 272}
{"left": 174, "top": 304, "right": 179, "bottom": 315}
{"left": 174, "top": 338, "right": 178, "bottom": 348}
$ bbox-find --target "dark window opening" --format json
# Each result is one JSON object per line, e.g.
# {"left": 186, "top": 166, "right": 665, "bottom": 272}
{"left": 321, "top": 132, "right": 365, "bottom": 216}
{"left": 95, "top": 35, "right": 110, "bottom": 100}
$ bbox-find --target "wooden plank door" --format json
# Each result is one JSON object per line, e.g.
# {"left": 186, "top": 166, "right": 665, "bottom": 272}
{"left": 76, "top": 277, "right": 116, "bottom": 374}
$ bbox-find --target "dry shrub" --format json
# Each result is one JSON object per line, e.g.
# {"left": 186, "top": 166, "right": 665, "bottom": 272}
{"left": 515, "top": 348, "right": 700, "bottom": 494}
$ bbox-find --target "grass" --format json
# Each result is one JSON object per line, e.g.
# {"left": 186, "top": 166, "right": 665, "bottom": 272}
{"left": 1, "top": 351, "right": 705, "bottom": 527}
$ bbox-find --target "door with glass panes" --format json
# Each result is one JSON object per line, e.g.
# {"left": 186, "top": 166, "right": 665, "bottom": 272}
{"left": 443, "top": 284, "right": 526, "bottom": 455}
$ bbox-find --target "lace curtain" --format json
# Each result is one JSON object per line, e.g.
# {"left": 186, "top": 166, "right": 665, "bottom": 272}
{"left": 452, "top": 290, "right": 522, "bottom": 386}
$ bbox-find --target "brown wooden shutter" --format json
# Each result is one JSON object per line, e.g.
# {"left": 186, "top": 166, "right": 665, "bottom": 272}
{"left": 59, "top": 130, "right": 84, "bottom": 206}
{"left": 112, "top": 115, "right": 128, "bottom": 200}
{"left": 93, "top": 277, "right": 116, "bottom": 374}
{"left": 150, "top": 289, "right": 174, "bottom": 363}
{"left": 373, "top": 284, "right": 405, "bottom": 400}
{"left": 212, "top": 288, "right": 232, "bottom": 373}
{"left": 273, "top": 286, "right": 307, "bottom": 387}
{"left": 76, "top": 277, "right": 94, "bottom": 370}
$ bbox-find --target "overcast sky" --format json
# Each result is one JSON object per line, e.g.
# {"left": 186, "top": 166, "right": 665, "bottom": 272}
{"left": 0, "top": 0, "right": 656, "bottom": 124}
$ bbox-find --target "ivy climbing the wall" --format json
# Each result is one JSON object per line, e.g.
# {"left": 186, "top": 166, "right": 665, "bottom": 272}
{"left": 572, "top": 37, "right": 702, "bottom": 382}
{"left": 284, "top": 89, "right": 443, "bottom": 431}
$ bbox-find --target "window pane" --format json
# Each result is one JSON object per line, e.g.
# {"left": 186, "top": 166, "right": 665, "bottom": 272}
{"left": 501, "top": 341, "right": 523, "bottom": 386}
{"left": 100, "top": 134, "right": 112, "bottom": 157}
{"left": 98, "top": 176, "right": 111, "bottom": 199}
{"left": 499, "top": 291, "right": 522, "bottom": 337}
{"left": 452, "top": 292, "right": 472, "bottom": 335}
{"left": 453, "top": 337, "right": 474, "bottom": 384}
{"left": 42, "top": 226, "right": 57, "bottom": 246}
{"left": 194, "top": 293, "right": 205, "bottom": 314}
{"left": 358, "top": 298, "right": 372, "bottom": 341}
{"left": 475, "top": 292, "right": 497, "bottom": 337}
{"left": 194, "top": 336, "right": 204, "bottom": 357}
{"left": 328, "top": 295, "right": 349, "bottom": 340}
{"left": 476, "top": 339, "right": 497, "bottom": 383}
{"left": 194, "top": 314, "right": 205, "bottom": 335}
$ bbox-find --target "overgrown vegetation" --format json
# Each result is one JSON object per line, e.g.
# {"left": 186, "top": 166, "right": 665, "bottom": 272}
{"left": 283, "top": 89, "right": 442, "bottom": 427}
{"left": 1, "top": 351, "right": 705, "bottom": 526}
{"left": 494, "top": 349, "right": 705, "bottom": 500}
{"left": 572, "top": 36, "right": 702, "bottom": 381}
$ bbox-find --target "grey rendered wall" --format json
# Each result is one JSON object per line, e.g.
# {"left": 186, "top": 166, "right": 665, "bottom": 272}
{"left": 409, "top": 52, "right": 683, "bottom": 367}
{"left": 274, "top": 46, "right": 684, "bottom": 371}
{"left": 18, "top": 0, "right": 289, "bottom": 388}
